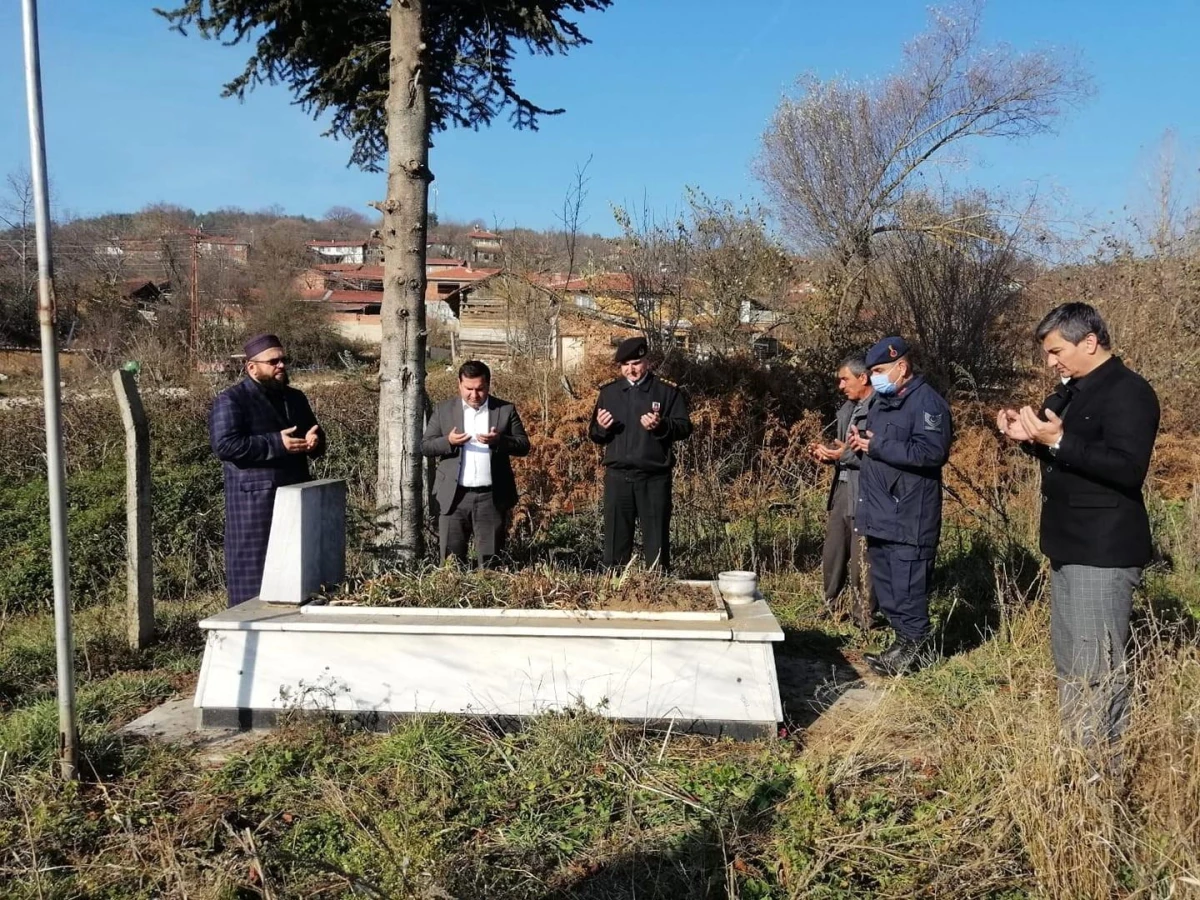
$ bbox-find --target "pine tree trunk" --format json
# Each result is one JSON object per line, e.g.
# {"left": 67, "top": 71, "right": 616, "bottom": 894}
{"left": 376, "top": 0, "right": 430, "bottom": 559}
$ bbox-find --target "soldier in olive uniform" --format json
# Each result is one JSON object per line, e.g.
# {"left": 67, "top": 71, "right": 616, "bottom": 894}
{"left": 588, "top": 337, "right": 693, "bottom": 570}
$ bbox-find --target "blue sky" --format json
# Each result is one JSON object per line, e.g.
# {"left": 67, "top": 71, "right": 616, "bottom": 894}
{"left": 1, "top": 0, "right": 1196, "bottom": 236}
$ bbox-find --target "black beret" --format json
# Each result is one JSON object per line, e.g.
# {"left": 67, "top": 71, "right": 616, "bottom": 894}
{"left": 614, "top": 336, "right": 648, "bottom": 363}
{"left": 865, "top": 336, "right": 909, "bottom": 368}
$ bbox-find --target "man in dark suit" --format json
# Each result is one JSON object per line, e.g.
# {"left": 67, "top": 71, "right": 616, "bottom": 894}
{"left": 421, "top": 360, "right": 530, "bottom": 566}
{"left": 210, "top": 334, "right": 326, "bottom": 606}
{"left": 810, "top": 353, "right": 877, "bottom": 629}
{"left": 998, "top": 302, "right": 1159, "bottom": 750}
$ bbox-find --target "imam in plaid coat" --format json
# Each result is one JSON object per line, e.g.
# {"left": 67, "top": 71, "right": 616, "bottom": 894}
{"left": 209, "top": 376, "right": 325, "bottom": 605}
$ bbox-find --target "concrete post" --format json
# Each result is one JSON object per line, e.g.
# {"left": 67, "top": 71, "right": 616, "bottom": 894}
{"left": 112, "top": 369, "right": 153, "bottom": 648}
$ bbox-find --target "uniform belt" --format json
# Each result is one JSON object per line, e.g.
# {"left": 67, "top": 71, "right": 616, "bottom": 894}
{"left": 458, "top": 485, "right": 492, "bottom": 493}
{"left": 606, "top": 468, "right": 668, "bottom": 482}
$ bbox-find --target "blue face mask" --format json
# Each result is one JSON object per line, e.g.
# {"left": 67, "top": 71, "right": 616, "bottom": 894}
{"left": 871, "top": 370, "right": 898, "bottom": 396}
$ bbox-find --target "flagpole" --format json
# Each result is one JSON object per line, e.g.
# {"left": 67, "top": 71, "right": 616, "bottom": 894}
{"left": 22, "top": 0, "right": 78, "bottom": 780}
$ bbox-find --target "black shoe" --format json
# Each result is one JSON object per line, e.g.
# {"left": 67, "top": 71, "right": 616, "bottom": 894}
{"left": 864, "top": 636, "right": 909, "bottom": 676}
{"left": 866, "top": 635, "right": 935, "bottom": 677}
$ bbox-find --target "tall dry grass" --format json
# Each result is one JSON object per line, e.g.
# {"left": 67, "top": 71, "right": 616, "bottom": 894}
{"left": 780, "top": 597, "right": 1199, "bottom": 898}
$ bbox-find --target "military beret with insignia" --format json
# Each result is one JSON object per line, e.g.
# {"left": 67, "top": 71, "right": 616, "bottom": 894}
{"left": 614, "top": 336, "right": 648, "bottom": 363}
{"left": 865, "top": 335, "right": 910, "bottom": 368}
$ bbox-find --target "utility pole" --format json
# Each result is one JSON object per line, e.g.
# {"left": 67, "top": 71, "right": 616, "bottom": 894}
{"left": 189, "top": 233, "right": 199, "bottom": 366}
{"left": 22, "top": 0, "right": 78, "bottom": 781}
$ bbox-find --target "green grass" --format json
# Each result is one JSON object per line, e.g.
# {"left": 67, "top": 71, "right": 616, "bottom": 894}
{"left": 0, "top": 564, "right": 1197, "bottom": 897}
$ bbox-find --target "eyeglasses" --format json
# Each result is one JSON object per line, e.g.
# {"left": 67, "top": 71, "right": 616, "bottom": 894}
{"left": 253, "top": 356, "right": 289, "bottom": 367}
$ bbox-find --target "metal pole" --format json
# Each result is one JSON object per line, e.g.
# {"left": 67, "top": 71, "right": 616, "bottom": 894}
{"left": 22, "top": 0, "right": 78, "bottom": 780}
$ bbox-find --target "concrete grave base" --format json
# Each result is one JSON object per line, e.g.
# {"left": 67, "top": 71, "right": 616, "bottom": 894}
{"left": 193, "top": 594, "right": 785, "bottom": 737}
{"left": 194, "top": 479, "right": 784, "bottom": 738}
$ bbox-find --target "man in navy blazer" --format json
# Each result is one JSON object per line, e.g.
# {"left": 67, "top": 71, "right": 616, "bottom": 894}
{"left": 421, "top": 359, "right": 530, "bottom": 565}
{"left": 209, "top": 334, "right": 326, "bottom": 606}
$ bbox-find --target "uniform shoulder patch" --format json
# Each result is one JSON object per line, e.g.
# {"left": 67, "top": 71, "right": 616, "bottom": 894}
{"left": 923, "top": 411, "right": 943, "bottom": 432}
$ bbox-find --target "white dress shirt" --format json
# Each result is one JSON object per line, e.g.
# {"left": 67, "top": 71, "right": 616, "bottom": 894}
{"left": 458, "top": 400, "right": 493, "bottom": 487}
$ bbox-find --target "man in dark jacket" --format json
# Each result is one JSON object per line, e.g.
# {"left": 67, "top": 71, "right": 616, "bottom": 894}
{"left": 998, "top": 302, "right": 1159, "bottom": 748}
{"left": 850, "top": 336, "right": 953, "bottom": 676}
{"left": 421, "top": 359, "right": 530, "bottom": 566}
{"left": 810, "top": 353, "right": 877, "bottom": 628}
{"left": 210, "top": 334, "right": 326, "bottom": 606}
{"left": 588, "top": 336, "right": 693, "bottom": 570}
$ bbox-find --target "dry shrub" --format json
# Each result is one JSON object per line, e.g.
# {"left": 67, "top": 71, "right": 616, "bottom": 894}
{"left": 794, "top": 601, "right": 1200, "bottom": 899}
{"left": 943, "top": 412, "right": 1043, "bottom": 545}
{"left": 990, "top": 627, "right": 1200, "bottom": 898}
{"left": 1149, "top": 432, "right": 1200, "bottom": 502}
{"left": 419, "top": 352, "right": 837, "bottom": 566}
{"left": 1027, "top": 250, "right": 1200, "bottom": 431}
{"left": 345, "top": 565, "right": 718, "bottom": 612}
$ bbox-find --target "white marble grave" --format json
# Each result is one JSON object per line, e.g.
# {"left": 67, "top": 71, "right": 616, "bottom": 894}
{"left": 194, "top": 597, "right": 783, "bottom": 736}
{"left": 195, "top": 478, "right": 785, "bottom": 737}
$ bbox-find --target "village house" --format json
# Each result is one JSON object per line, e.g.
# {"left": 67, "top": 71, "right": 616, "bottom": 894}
{"left": 291, "top": 224, "right": 792, "bottom": 363}
{"left": 294, "top": 256, "right": 500, "bottom": 344}
{"left": 305, "top": 239, "right": 368, "bottom": 265}
{"left": 101, "top": 229, "right": 249, "bottom": 275}
{"left": 466, "top": 228, "right": 503, "bottom": 266}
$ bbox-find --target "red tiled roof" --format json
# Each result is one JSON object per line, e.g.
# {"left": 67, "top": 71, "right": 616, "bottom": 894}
{"left": 427, "top": 257, "right": 466, "bottom": 266}
{"left": 307, "top": 239, "right": 367, "bottom": 247}
{"left": 467, "top": 229, "right": 500, "bottom": 240}
{"left": 427, "top": 266, "right": 499, "bottom": 282}
{"left": 317, "top": 264, "right": 384, "bottom": 277}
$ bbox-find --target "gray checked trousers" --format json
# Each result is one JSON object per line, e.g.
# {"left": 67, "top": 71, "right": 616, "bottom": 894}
{"left": 1049, "top": 563, "right": 1141, "bottom": 747}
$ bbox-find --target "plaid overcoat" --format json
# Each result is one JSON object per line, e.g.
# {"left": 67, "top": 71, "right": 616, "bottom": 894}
{"left": 209, "top": 376, "right": 325, "bottom": 605}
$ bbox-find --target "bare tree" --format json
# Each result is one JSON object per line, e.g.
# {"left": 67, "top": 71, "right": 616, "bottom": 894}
{"left": 611, "top": 201, "right": 696, "bottom": 363}
{"left": 1047, "top": 135, "right": 1200, "bottom": 390}
{"left": 547, "top": 156, "right": 592, "bottom": 367}
{"left": 756, "top": 1, "right": 1090, "bottom": 312}
{"left": 687, "top": 191, "right": 792, "bottom": 357}
{"left": 874, "top": 192, "right": 1031, "bottom": 391}
{"left": 0, "top": 170, "right": 39, "bottom": 344}
{"left": 495, "top": 158, "right": 595, "bottom": 366}
{"left": 132, "top": 203, "right": 196, "bottom": 238}
{"left": 322, "top": 205, "right": 372, "bottom": 235}
{"left": 1137, "top": 130, "right": 1200, "bottom": 259}
{"left": 488, "top": 273, "right": 556, "bottom": 360}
